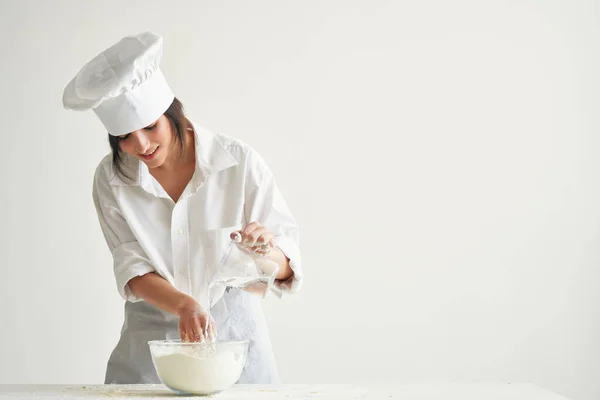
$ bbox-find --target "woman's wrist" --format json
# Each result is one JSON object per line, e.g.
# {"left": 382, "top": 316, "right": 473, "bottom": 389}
{"left": 175, "top": 295, "right": 201, "bottom": 317}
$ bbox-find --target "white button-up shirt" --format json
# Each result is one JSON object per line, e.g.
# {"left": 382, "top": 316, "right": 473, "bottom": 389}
{"left": 92, "top": 123, "right": 302, "bottom": 307}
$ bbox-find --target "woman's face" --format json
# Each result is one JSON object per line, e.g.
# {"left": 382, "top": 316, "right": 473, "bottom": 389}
{"left": 117, "top": 115, "right": 175, "bottom": 169}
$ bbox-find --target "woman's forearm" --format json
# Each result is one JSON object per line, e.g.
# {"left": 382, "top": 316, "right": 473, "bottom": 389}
{"left": 128, "top": 272, "right": 197, "bottom": 316}
{"left": 268, "top": 247, "right": 294, "bottom": 281}
{"left": 129, "top": 272, "right": 215, "bottom": 342}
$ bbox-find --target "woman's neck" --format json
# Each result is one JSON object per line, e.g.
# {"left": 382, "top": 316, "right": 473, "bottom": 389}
{"left": 157, "top": 128, "right": 196, "bottom": 173}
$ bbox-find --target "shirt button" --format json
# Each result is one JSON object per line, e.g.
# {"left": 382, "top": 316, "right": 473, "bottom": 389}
{"left": 176, "top": 229, "right": 184, "bottom": 235}
{"left": 178, "top": 266, "right": 186, "bottom": 274}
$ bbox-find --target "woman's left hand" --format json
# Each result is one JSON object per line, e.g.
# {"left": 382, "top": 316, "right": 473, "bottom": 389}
{"left": 231, "top": 221, "right": 275, "bottom": 256}
{"left": 231, "top": 221, "right": 294, "bottom": 281}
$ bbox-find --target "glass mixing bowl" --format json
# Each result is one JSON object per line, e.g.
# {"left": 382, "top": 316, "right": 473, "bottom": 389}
{"left": 148, "top": 340, "right": 249, "bottom": 395}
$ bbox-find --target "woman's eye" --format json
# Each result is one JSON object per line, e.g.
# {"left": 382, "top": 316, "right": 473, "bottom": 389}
{"left": 145, "top": 124, "right": 157, "bottom": 131}
{"left": 119, "top": 134, "right": 131, "bottom": 140}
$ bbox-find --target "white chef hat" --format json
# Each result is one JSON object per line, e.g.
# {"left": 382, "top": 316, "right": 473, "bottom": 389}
{"left": 62, "top": 31, "right": 175, "bottom": 136}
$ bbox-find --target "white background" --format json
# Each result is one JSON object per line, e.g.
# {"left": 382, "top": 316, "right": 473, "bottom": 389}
{"left": 1, "top": 1, "right": 599, "bottom": 400}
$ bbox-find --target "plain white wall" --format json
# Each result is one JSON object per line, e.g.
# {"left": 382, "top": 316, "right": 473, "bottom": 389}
{"left": 1, "top": 1, "right": 599, "bottom": 399}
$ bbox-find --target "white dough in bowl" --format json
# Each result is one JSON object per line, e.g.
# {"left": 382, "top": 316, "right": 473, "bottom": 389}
{"left": 153, "top": 347, "right": 246, "bottom": 395}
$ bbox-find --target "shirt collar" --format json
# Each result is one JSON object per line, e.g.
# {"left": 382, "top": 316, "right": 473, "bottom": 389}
{"left": 191, "top": 122, "right": 238, "bottom": 174}
{"left": 109, "top": 121, "right": 238, "bottom": 191}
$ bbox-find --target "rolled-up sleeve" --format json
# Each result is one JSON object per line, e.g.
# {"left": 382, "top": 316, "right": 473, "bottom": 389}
{"left": 92, "top": 167, "right": 155, "bottom": 302}
{"left": 243, "top": 150, "right": 303, "bottom": 298}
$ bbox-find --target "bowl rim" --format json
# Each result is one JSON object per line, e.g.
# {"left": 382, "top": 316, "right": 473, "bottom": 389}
{"left": 148, "top": 339, "right": 250, "bottom": 347}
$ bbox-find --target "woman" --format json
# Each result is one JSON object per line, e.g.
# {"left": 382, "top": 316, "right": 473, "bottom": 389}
{"left": 62, "top": 31, "right": 302, "bottom": 384}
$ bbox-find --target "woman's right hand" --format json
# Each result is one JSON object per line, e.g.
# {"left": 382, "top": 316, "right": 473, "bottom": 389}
{"left": 127, "top": 273, "right": 217, "bottom": 342}
{"left": 176, "top": 299, "right": 216, "bottom": 343}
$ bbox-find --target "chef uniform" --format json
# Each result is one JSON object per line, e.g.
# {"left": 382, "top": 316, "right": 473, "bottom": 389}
{"left": 62, "top": 31, "right": 303, "bottom": 384}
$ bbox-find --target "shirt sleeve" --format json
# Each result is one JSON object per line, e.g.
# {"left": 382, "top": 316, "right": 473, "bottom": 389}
{"left": 243, "top": 149, "right": 303, "bottom": 298}
{"left": 92, "top": 166, "right": 155, "bottom": 302}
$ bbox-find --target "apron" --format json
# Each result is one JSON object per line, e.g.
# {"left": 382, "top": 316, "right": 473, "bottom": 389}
{"left": 104, "top": 287, "right": 280, "bottom": 384}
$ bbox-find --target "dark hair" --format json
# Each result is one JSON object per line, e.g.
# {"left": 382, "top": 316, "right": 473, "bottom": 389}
{"left": 108, "top": 97, "right": 189, "bottom": 181}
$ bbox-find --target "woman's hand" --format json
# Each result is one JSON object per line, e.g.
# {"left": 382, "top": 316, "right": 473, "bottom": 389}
{"left": 176, "top": 299, "right": 216, "bottom": 343}
{"left": 231, "top": 221, "right": 275, "bottom": 256}
{"left": 231, "top": 221, "right": 294, "bottom": 281}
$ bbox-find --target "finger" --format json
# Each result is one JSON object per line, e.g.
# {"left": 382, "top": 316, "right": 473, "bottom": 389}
{"left": 254, "top": 239, "right": 274, "bottom": 257}
{"left": 186, "top": 322, "right": 197, "bottom": 343}
{"left": 256, "top": 231, "right": 274, "bottom": 246}
{"left": 203, "top": 315, "right": 211, "bottom": 339}
{"left": 255, "top": 247, "right": 271, "bottom": 257}
{"left": 210, "top": 321, "right": 217, "bottom": 342}
{"left": 199, "top": 316, "right": 208, "bottom": 343}
{"left": 241, "top": 222, "right": 262, "bottom": 242}
{"left": 204, "top": 316, "right": 215, "bottom": 342}
{"left": 179, "top": 319, "right": 188, "bottom": 342}
{"left": 242, "top": 227, "right": 262, "bottom": 246}
{"left": 181, "top": 324, "right": 189, "bottom": 343}
{"left": 230, "top": 230, "right": 242, "bottom": 242}
{"left": 242, "top": 221, "right": 261, "bottom": 234}
{"left": 184, "top": 316, "right": 197, "bottom": 343}
{"left": 246, "top": 227, "right": 267, "bottom": 247}
{"left": 191, "top": 317, "right": 204, "bottom": 343}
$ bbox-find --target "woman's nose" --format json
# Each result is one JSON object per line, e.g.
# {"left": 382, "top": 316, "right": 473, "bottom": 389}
{"left": 131, "top": 132, "right": 150, "bottom": 152}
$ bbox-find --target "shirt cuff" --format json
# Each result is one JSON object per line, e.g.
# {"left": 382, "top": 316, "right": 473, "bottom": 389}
{"left": 270, "top": 235, "right": 303, "bottom": 298}
{"left": 112, "top": 242, "right": 156, "bottom": 302}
